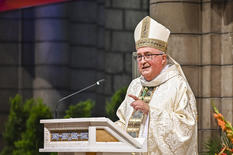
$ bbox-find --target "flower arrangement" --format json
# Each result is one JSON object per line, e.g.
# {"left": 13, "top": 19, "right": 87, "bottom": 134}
{"left": 212, "top": 103, "right": 233, "bottom": 155}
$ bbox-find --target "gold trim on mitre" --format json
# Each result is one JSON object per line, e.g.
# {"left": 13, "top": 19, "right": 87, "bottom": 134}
{"left": 141, "top": 16, "right": 150, "bottom": 38}
{"left": 136, "top": 38, "right": 168, "bottom": 52}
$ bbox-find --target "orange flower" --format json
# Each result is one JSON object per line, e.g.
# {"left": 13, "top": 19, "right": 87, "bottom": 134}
{"left": 218, "top": 113, "right": 224, "bottom": 119}
{"left": 214, "top": 113, "right": 219, "bottom": 119}
{"left": 212, "top": 103, "right": 233, "bottom": 152}
{"left": 217, "top": 119, "right": 226, "bottom": 131}
{"left": 213, "top": 113, "right": 224, "bottom": 121}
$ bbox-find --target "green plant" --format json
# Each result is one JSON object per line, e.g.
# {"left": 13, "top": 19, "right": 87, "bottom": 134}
{"left": 105, "top": 87, "right": 127, "bottom": 121}
{"left": 64, "top": 99, "right": 95, "bottom": 118}
{"left": 204, "top": 133, "right": 233, "bottom": 155}
{"left": 1, "top": 95, "right": 32, "bottom": 155}
{"left": 204, "top": 135, "right": 222, "bottom": 155}
{"left": 13, "top": 99, "right": 52, "bottom": 155}
{"left": 0, "top": 94, "right": 54, "bottom": 155}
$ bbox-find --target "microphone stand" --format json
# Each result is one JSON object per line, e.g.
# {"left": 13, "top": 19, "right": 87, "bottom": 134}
{"left": 54, "top": 79, "right": 105, "bottom": 118}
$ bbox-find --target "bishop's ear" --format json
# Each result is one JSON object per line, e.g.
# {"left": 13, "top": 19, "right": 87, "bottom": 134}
{"left": 162, "top": 54, "right": 167, "bottom": 64}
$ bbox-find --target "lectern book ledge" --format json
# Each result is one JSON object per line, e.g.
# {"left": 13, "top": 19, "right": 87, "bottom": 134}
{"left": 39, "top": 117, "right": 147, "bottom": 153}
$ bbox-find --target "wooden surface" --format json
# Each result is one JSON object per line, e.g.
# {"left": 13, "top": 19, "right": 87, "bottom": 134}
{"left": 96, "top": 129, "right": 119, "bottom": 142}
{"left": 86, "top": 153, "right": 96, "bottom": 155}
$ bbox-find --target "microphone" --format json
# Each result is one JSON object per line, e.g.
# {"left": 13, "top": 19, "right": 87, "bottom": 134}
{"left": 54, "top": 79, "right": 105, "bottom": 118}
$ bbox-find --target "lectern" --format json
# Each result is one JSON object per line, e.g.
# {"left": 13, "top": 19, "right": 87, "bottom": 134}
{"left": 39, "top": 117, "right": 147, "bottom": 155}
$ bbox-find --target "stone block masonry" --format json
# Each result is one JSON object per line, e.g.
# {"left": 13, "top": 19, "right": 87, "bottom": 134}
{"left": 150, "top": 0, "right": 233, "bottom": 154}
{"left": 0, "top": 0, "right": 149, "bottom": 149}
{"left": 105, "top": 0, "right": 149, "bottom": 94}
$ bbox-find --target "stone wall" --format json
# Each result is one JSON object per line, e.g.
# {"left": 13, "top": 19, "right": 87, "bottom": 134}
{"left": 0, "top": 0, "right": 149, "bottom": 149}
{"left": 0, "top": 10, "right": 21, "bottom": 149}
{"left": 104, "top": 0, "right": 149, "bottom": 95}
{"left": 150, "top": 0, "right": 233, "bottom": 153}
{"left": 1, "top": 0, "right": 231, "bottom": 153}
{"left": 67, "top": 0, "right": 106, "bottom": 115}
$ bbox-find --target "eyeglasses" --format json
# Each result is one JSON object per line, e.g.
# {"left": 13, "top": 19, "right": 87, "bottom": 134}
{"left": 135, "top": 53, "right": 163, "bottom": 61}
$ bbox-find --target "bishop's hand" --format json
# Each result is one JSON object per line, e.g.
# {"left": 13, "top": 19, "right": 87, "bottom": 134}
{"left": 128, "top": 94, "right": 149, "bottom": 114}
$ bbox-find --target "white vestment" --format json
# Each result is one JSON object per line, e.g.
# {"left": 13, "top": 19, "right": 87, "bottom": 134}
{"left": 116, "top": 59, "right": 198, "bottom": 155}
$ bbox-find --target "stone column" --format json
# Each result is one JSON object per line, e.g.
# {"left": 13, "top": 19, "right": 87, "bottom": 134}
{"left": 200, "top": 0, "right": 233, "bottom": 153}
{"left": 150, "top": 0, "right": 233, "bottom": 153}
{"left": 0, "top": 10, "right": 21, "bottom": 149}
{"left": 33, "top": 3, "right": 69, "bottom": 116}
{"left": 150, "top": 0, "right": 202, "bottom": 97}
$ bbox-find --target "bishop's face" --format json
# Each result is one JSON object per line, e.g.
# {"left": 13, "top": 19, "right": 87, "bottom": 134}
{"left": 137, "top": 47, "right": 167, "bottom": 81}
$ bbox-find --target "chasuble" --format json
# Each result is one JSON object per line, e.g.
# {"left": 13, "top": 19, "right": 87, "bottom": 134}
{"left": 116, "top": 63, "right": 198, "bottom": 155}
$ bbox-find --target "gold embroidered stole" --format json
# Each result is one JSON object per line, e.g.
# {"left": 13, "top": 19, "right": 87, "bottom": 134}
{"left": 127, "top": 86, "right": 156, "bottom": 138}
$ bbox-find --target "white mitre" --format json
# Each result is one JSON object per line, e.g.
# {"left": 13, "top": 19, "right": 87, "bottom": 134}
{"left": 134, "top": 16, "right": 170, "bottom": 52}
